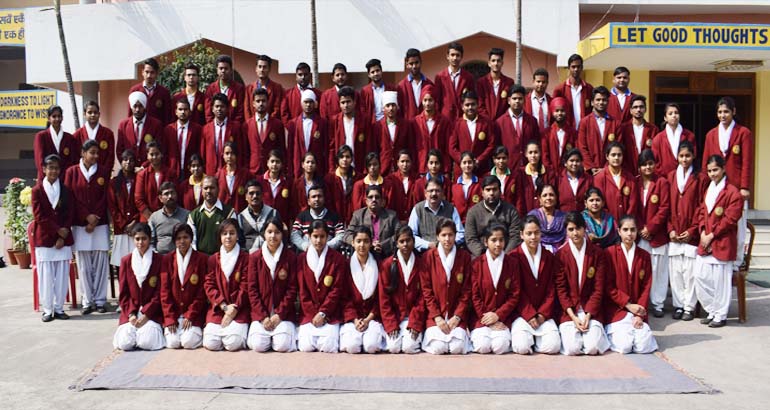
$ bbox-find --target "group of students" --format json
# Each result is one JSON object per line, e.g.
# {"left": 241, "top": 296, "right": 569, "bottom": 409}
{"left": 30, "top": 44, "right": 751, "bottom": 354}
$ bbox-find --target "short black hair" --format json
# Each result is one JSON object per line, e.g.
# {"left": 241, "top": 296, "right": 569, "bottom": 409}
{"left": 143, "top": 58, "right": 159, "bottom": 71}
{"left": 567, "top": 54, "right": 584, "bottom": 66}
{"left": 184, "top": 62, "right": 199, "bottom": 73}
{"left": 613, "top": 66, "right": 630, "bottom": 76}
{"left": 252, "top": 87, "right": 269, "bottom": 99}
{"left": 593, "top": 86, "right": 611, "bottom": 99}
{"left": 296, "top": 62, "right": 311, "bottom": 72}
{"left": 404, "top": 48, "right": 421, "bottom": 61}
{"left": 366, "top": 58, "right": 382, "bottom": 72}
{"left": 461, "top": 89, "right": 478, "bottom": 102}
{"left": 447, "top": 42, "right": 464, "bottom": 54}
{"left": 256, "top": 54, "right": 272, "bottom": 67}
{"left": 629, "top": 94, "right": 647, "bottom": 107}
{"left": 332, "top": 63, "right": 347, "bottom": 73}
{"left": 509, "top": 84, "right": 527, "bottom": 97}
{"left": 533, "top": 68, "right": 549, "bottom": 79}
{"left": 216, "top": 55, "right": 233, "bottom": 67}
{"left": 488, "top": 48, "right": 504, "bottom": 59}
{"left": 564, "top": 211, "right": 586, "bottom": 229}
{"left": 337, "top": 86, "right": 356, "bottom": 99}
{"left": 481, "top": 175, "right": 501, "bottom": 189}
{"left": 212, "top": 93, "right": 229, "bottom": 106}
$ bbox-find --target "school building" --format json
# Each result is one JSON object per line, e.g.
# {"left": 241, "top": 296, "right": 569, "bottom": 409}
{"left": 3, "top": 0, "right": 770, "bottom": 259}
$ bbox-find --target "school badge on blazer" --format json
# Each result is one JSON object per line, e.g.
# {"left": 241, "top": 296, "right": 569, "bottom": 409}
{"left": 269, "top": 132, "right": 276, "bottom": 141}
{"left": 565, "top": 143, "right": 573, "bottom": 151}
{"left": 281, "top": 188, "right": 289, "bottom": 198}
{"left": 144, "top": 134, "right": 153, "bottom": 143}
{"left": 63, "top": 147, "right": 70, "bottom": 156}
{"left": 237, "top": 186, "right": 245, "bottom": 195}
{"left": 231, "top": 99, "right": 238, "bottom": 108}
{"left": 501, "top": 90, "right": 508, "bottom": 99}
{"left": 650, "top": 194, "right": 659, "bottom": 204}
{"left": 646, "top": 139, "right": 653, "bottom": 147}
{"left": 456, "top": 272, "right": 464, "bottom": 284}
{"left": 585, "top": 99, "right": 590, "bottom": 108}
{"left": 510, "top": 184, "right": 515, "bottom": 194}
{"left": 357, "top": 133, "right": 365, "bottom": 143}
{"left": 197, "top": 103, "right": 204, "bottom": 112}
{"left": 478, "top": 131, "right": 486, "bottom": 141}
{"left": 323, "top": 275, "right": 333, "bottom": 287}
{"left": 278, "top": 269, "right": 288, "bottom": 281}
{"left": 97, "top": 177, "right": 105, "bottom": 186}
{"left": 149, "top": 276, "right": 158, "bottom": 287}
{"left": 228, "top": 135, "right": 234, "bottom": 142}
{"left": 622, "top": 186, "right": 631, "bottom": 196}
{"left": 155, "top": 100, "right": 163, "bottom": 108}
{"left": 99, "top": 140, "right": 108, "bottom": 150}
{"left": 608, "top": 133, "right": 616, "bottom": 142}
{"left": 189, "top": 274, "right": 199, "bottom": 285}
{"left": 714, "top": 206, "right": 724, "bottom": 216}
{"left": 234, "top": 271, "right": 241, "bottom": 282}
{"left": 732, "top": 145, "right": 741, "bottom": 155}
{"left": 587, "top": 266, "right": 596, "bottom": 279}
{"left": 639, "top": 269, "right": 645, "bottom": 280}
{"left": 313, "top": 130, "right": 320, "bottom": 139}
{"left": 505, "top": 278, "right": 511, "bottom": 289}
{"left": 472, "top": 194, "right": 480, "bottom": 203}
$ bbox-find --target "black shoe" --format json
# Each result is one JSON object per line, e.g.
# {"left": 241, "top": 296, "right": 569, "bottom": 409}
{"left": 96, "top": 305, "right": 107, "bottom": 314}
{"left": 708, "top": 319, "right": 726, "bottom": 328}
{"left": 41, "top": 313, "right": 54, "bottom": 322}
{"left": 682, "top": 311, "right": 694, "bottom": 321}
{"left": 82, "top": 305, "right": 94, "bottom": 315}
{"left": 53, "top": 312, "right": 70, "bottom": 320}
{"left": 673, "top": 308, "right": 684, "bottom": 320}
{"left": 652, "top": 308, "right": 664, "bottom": 318}
{"left": 700, "top": 317, "right": 712, "bottom": 325}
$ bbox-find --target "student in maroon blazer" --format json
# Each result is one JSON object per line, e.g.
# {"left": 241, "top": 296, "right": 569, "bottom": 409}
{"left": 243, "top": 55, "right": 284, "bottom": 121}
{"left": 201, "top": 93, "right": 246, "bottom": 176}
{"left": 604, "top": 215, "right": 658, "bottom": 354}
{"left": 420, "top": 218, "right": 473, "bottom": 355}
{"left": 173, "top": 62, "right": 207, "bottom": 126}
{"left": 328, "top": 86, "right": 375, "bottom": 176}
{"left": 515, "top": 141, "right": 556, "bottom": 216}
{"left": 291, "top": 151, "right": 326, "bottom": 218}
{"left": 487, "top": 146, "right": 520, "bottom": 205}
{"left": 32, "top": 154, "right": 74, "bottom": 322}
{"left": 246, "top": 218, "right": 298, "bottom": 352}
{"left": 108, "top": 150, "right": 139, "bottom": 270}
{"left": 606, "top": 67, "right": 635, "bottom": 124}
{"left": 477, "top": 48, "right": 514, "bottom": 121}
{"left": 351, "top": 153, "right": 398, "bottom": 212}
{"left": 319, "top": 63, "right": 356, "bottom": 120}
{"left": 552, "top": 54, "right": 594, "bottom": 131}
{"left": 245, "top": 88, "right": 286, "bottom": 176}
{"left": 73, "top": 101, "right": 116, "bottom": 174}
{"left": 113, "top": 223, "right": 165, "bottom": 351}
{"left": 359, "top": 58, "right": 397, "bottom": 122}
{"left": 556, "top": 211, "right": 609, "bottom": 356}
{"left": 619, "top": 95, "right": 658, "bottom": 176}
{"left": 523, "top": 68, "right": 553, "bottom": 131}
{"left": 164, "top": 98, "right": 202, "bottom": 180}
{"left": 434, "top": 42, "right": 476, "bottom": 120}
{"left": 449, "top": 90, "right": 497, "bottom": 176}
{"left": 126, "top": 58, "right": 173, "bottom": 125}
{"left": 202, "top": 219, "right": 251, "bottom": 351}
{"left": 542, "top": 97, "right": 577, "bottom": 173}
{"left": 379, "top": 226, "right": 427, "bottom": 353}
{"left": 592, "top": 142, "right": 639, "bottom": 221}
{"left": 135, "top": 141, "right": 177, "bottom": 222}
{"left": 577, "top": 86, "right": 622, "bottom": 175}
{"left": 651, "top": 103, "right": 697, "bottom": 177}
{"left": 496, "top": 84, "right": 541, "bottom": 168}
{"left": 34, "top": 106, "right": 79, "bottom": 181}
{"left": 556, "top": 149, "right": 593, "bottom": 213}
{"left": 397, "top": 48, "right": 437, "bottom": 120}
{"left": 118, "top": 92, "right": 165, "bottom": 169}
{"left": 385, "top": 150, "right": 420, "bottom": 222}
{"left": 470, "top": 223, "right": 520, "bottom": 354}
{"left": 636, "top": 149, "right": 671, "bottom": 317}
{"left": 259, "top": 150, "right": 293, "bottom": 222}
{"left": 376, "top": 91, "right": 414, "bottom": 175}
{"left": 297, "top": 220, "right": 350, "bottom": 352}
{"left": 287, "top": 90, "right": 329, "bottom": 180}
{"left": 280, "top": 62, "right": 320, "bottom": 127}
{"left": 204, "top": 55, "right": 245, "bottom": 124}
{"left": 413, "top": 85, "right": 454, "bottom": 175}
{"left": 160, "top": 224, "right": 208, "bottom": 349}
{"left": 693, "top": 155, "right": 744, "bottom": 328}
{"left": 509, "top": 216, "right": 562, "bottom": 355}
{"left": 450, "top": 152, "right": 482, "bottom": 223}
{"left": 411, "top": 149, "right": 452, "bottom": 207}
{"left": 177, "top": 154, "right": 206, "bottom": 211}
{"left": 324, "top": 145, "right": 360, "bottom": 224}
{"left": 216, "top": 141, "right": 252, "bottom": 213}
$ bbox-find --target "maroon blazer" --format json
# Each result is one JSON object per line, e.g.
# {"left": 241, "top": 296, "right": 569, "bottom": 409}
{"left": 204, "top": 80, "right": 246, "bottom": 124}
{"left": 666, "top": 169, "right": 708, "bottom": 246}
{"left": 378, "top": 254, "right": 427, "bottom": 333}
{"left": 413, "top": 112, "right": 454, "bottom": 175}
{"left": 319, "top": 86, "right": 357, "bottom": 120}
{"left": 343, "top": 264, "right": 381, "bottom": 323}
{"left": 63, "top": 164, "right": 110, "bottom": 226}
{"left": 552, "top": 79, "right": 594, "bottom": 130}
{"left": 34, "top": 130, "right": 79, "bottom": 181}
{"left": 695, "top": 182, "right": 743, "bottom": 261}
{"left": 287, "top": 114, "right": 329, "bottom": 179}
{"left": 702, "top": 123, "right": 754, "bottom": 191}
{"left": 420, "top": 247, "right": 473, "bottom": 329}
{"left": 495, "top": 111, "right": 541, "bottom": 168}
{"left": 542, "top": 124, "right": 577, "bottom": 173}
{"left": 297, "top": 247, "right": 349, "bottom": 325}
{"left": 243, "top": 115, "right": 286, "bottom": 175}
{"left": 108, "top": 173, "right": 138, "bottom": 235}
{"left": 259, "top": 175, "right": 293, "bottom": 222}
{"left": 376, "top": 117, "right": 415, "bottom": 175}
{"left": 523, "top": 91, "right": 553, "bottom": 131}
{"left": 651, "top": 127, "right": 696, "bottom": 177}
{"left": 31, "top": 182, "right": 74, "bottom": 248}
{"left": 280, "top": 85, "right": 320, "bottom": 127}
{"left": 577, "top": 113, "right": 622, "bottom": 172}
{"left": 556, "top": 169, "right": 593, "bottom": 212}
{"left": 127, "top": 83, "right": 173, "bottom": 125}
{"left": 216, "top": 167, "right": 252, "bottom": 213}
{"left": 247, "top": 247, "right": 298, "bottom": 323}
{"left": 160, "top": 250, "right": 208, "bottom": 328}
{"left": 410, "top": 174, "right": 451, "bottom": 208}
{"left": 163, "top": 121, "right": 202, "bottom": 178}
{"left": 509, "top": 245, "right": 560, "bottom": 322}
{"left": 244, "top": 79, "right": 284, "bottom": 121}
{"left": 477, "top": 73, "right": 514, "bottom": 121}
{"left": 637, "top": 176, "right": 671, "bottom": 248}
{"left": 448, "top": 116, "right": 497, "bottom": 176}
{"left": 556, "top": 241, "right": 606, "bottom": 323}
{"left": 135, "top": 165, "right": 177, "bottom": 221}
{"left": 323, "top": 171, "right": 359, "bottom": 224}
{"left": 118, "top": 252, "right": 164, "bottom": 325}
{"left": 172, "top": 90, "right": 207, "bottom": 126}
{"left": 328, "top": 113, "right": 375, "bottom": 175}
{"left": 359, "top": 82, "right": 397, "bottom": 122}
{"left": 396, "top": 74, "right": 435, "bottom": 119}
{"left": 514, "top": 165, "right": 556, "bottom": 216}
{"left": 384, "top": 172, "right": 419, "bottom": 222}
{"left": 351, "top": 175, "right": 398, "bottom": 212}
{"left": 200, "top": 119, "right": 246, "bottom": 176}
{"left": 450, "top": 179, "right": 482, "bottom": 223}
{"left": 177, "top": 177, "right": 204, "bottom": 212}
{"left": 434, "top": 68, "right": 476, "bottom": 119}
{"left": 604, "top": 244, "right": 652, "bottom": 323}
{"left": 593, "top": 166, "right": 639, "bottom": 221}
{"left": 607, "top": 91, "right": 635, "bottom": 124}
{"left": 204, "top": 250, "right": 251, "bottom": 324}
{"left": 290, "top": 175, "right": 325, "bottom": 218}
{"left": 116, "top": 115, "right": 165, "bottom": 167}
{"left": 471, "top": 253, "right": 520, "bottom": 329}
{"left": 73, "top": 125, "right": 116, "bottom": 173}
{"left": 619, "top": 121, "right": 658, "bottom": 175}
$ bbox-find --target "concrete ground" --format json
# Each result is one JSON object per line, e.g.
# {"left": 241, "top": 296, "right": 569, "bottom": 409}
{"left": 2, "top": 262, "right": 770, "bottom": 410}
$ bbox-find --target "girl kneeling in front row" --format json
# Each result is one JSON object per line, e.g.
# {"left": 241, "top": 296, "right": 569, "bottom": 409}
{"left": 113, "top": 223, "right": 165, "bottom": 351}
{"left": 605, "top": 215, "right": 659, "bottom": 354}
{"left": 340, "top": 226, "right": 386, "bottom": 353}
{"left": 203, "top": 218, "right": 250, "bottom": 351}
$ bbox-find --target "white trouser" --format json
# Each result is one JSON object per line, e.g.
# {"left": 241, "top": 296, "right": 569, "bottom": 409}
{"left": 384, "top": 319, "right": 423, "bottom": 354}
{"left": 76, "top": 250, "right": 109, "bottom": 308}
{"left": 639, "top": 240, "right": 669, "bottom": 310}
{"left": 510, "top": 317, "right": 561, "bottom": 355}
{"left": 113, "top": 319, "right": 165, "bottom": 351}
{"left": 203, "top": 321, "right": 248, "bottom": 351}
{"left": 668, "top": 253, "right": 697, "bottom": 311}
{"left": 559, "top": 312, "right": 609, "bottom": 356}
{"left": 164, "top": 317, "right": 203, "bottom": 349}
{"left": 470, "top": 326, "right": 512, "bottom": 354}
{"left": 735, "top": 200, "right": 748, "bottom": 270}
{"left": 37, "top": 259, "right": 70, "bottom": 315}
{"left": 297, "top": 322, "right": 340, "bottom": 353}
{"left": 422, "top": 325, "right": 469, "bottom": 355}
{"left": 247, "top": 320, "right": 297, "bottom": 352}
{"left": 694, "top": 256, "right": 733, "bottom": 322}
{"left": 339, "top": 320, "right": 386, "bottom": 354}
{"left": 606, "top": 312, "right": 658, "bottom": 354}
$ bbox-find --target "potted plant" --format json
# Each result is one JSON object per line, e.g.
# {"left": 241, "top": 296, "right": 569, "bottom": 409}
{"left": 3, "top": 178, "right": 33, "bottom": 268}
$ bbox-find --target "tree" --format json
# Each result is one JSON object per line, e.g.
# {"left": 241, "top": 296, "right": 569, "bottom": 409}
{"left": 157, "top": 39, "right": 245, "bottom": 93}
{"left": 54, "top": 0, "right": 79, "bottom": 129}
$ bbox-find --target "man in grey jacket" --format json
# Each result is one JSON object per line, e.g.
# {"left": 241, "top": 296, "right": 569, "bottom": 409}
{"left": 465, "top": 175, "right": 522, "bottom": 257}
{"left": 149, "top": 182, "right": 189, "bottom": 254}
{"left": 344, "top": 185, "right": 401, "bottom": 259}
{"left": 238, "top": 179, "right": 279, "bottom": 252}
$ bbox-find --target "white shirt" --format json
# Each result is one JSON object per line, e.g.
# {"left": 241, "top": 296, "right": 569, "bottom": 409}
{"left": 372, "top": 83, "right": 385, "bottom": 121}
{"left": 570, "top": 82, "right": 583, "bottom": 130}
{"left": 387, "top": 120, "right": 397, "bottom": 143}
{"left": 530, "top": 92, "right": 548, "bottom": 127}
{"left": 79, "top": 159, "right": 97, "bottom": 182}
{"left": 509, "top": 110, "right": 523, "bottom": 135}
{"left": 219, "top": 244, "right": 240, "bottom": 280}
{"left": 466, "top": 116, "right": 477, "bottom": 142}
{"left": 522, "top": 243, "right": 542, "bottom": 280}
{"left": 398, "top": 252, "right": 415, "bottom": 285}
{"left": 633, "top": 122, "right": 645, "bottom": 154}
{"left": 214, "top": 118, "right": 228, "bottom": 153}
{"left": 133, "top": 116, "right": 146, "bottom": 146}
{"left": 426, "top": 117, "right": 435, "bottom": 134}
{"left": 43, "top": 178, "right": 60, "bottom": 208}
{"left": 402, "top": 176, "right": 409, "bottom": 193}
{"left": 411, "top": 76, "right": 423, "bottom": 107}
{"left": 568, "top": 239, "right": 586, "bottom": 288}
{"left": 49, "top": 126, "right": 64, "bottom": 153}
{"left": 705, "top": 176, "right": 726, "bottom": 214}
{"left": 492, "top": 78, "right": 500, "bottom": 96}
{"left": 448, "top": 67, "right": 461, "bottom": 89}
{"left": 438, "top": 245, "right": 457, "bottom": 282}
{"left": 186, "top": 92, "right": 196, "bottom": 109}
{"left": 176, "top": 249, "right": 191, "bottom": 284}
{"left": 595, "top": 115, "right": 606, "bottom": 138}
{"left": 226, "top": 173, "right": 235, "bottom": 194}
{"left": 302, "top": 115, "right": 313, "bottom": 150}
{"left": 666, "top": 123, "right": 683, "bottom": 159}
{"left": 568, "top": 173, "right": 579, "bottom": 195}
{"left": 485, "top": 250, "right": 504, "bottom": 288}
{"left": 612, "top": 87, "right": 630, "bottom": 110}
{"left": 343, "top": 116, "right": 355, "bottom": 154}
{"left": 718, "top": 120, "right": 735, "bottom": 155}
{"left": 556, "top": 129, "right": 566, "bottom": 156}
{"left": 621, "top": 242, "right": 636, "bottom": 275}
{"left": 177, "top": 121, "right": 189, "bottom": 168}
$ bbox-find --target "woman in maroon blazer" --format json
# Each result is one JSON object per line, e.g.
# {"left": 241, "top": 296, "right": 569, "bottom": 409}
{"left": 556, "top": 148, "right": 593, "bottom": 213}
{"left": 34, "top": 105, "right": 79, "bottom": 181}
{"left": 160, "top": 224, "right": 208, "bottom": 349}
{"left": 651, "top": 103, "right": 696, "bottom": 177}
{"left": 379, "top": 226, "right": 426, "bottom": 353}
{"left": 202, "top": 219, "right": 251, "bottom": 351}
{"left": 216, "top": 141, "right": 252, "bottom": 213}
{"left": 109, "top": 149, "right": 139, "bottom": 269}
{"left": 112, "top": 223, "right": 165, "bottom": 351}
{"left": 177, "top": 153, "right": 206, "bottom": 211}
{"left": 515, "top": 141, "right": 555, "bottom": 216}
{"left": 246, "top": 218, "right": 298, "bottom": 352}
{"left": 324, "top": 145, "right": 359, "bottom": 224}
{"left": 135, "top": 141, "right": 177, "bottom": 222}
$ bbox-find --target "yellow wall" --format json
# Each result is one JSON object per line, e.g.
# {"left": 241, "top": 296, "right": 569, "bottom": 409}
{"left": 754, "top": 71, "right": 770, "bottom": 210}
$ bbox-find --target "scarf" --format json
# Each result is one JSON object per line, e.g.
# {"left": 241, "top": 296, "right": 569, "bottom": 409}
{"left": 705, "top": 176, "right": 726, "bottom": 214}
{"left": 220, "top": 243, "right": 240, "bottom": 280}
{"left": 568, "top": 239, "right": 586, "bottom": 287}
{"left": 438, "top": 245, "right": 457, "bottom": 281}
{"left": 350, "top": 252, "right": 379, "bottom": 300}
{"left": 621, "top": 242, "right": 636, "bottom": 275}
{"left": 485, "top": 250, "right": 504, "bottom": 288}
{"left": 521, "top": 242, "right": 542, "bottom": 279}
{"left": 176, "top": 248, "right": 191, "bottom": 284}
{"left": 676, "top": 165, "right": 692, "bottom": 194}
{"left": 42, "top": 178, "right": 60, "bottom": 208}
{"left": 131, "top": 248, "right": 153, "bottom": 287}
{"left": 665, "top": 123, "right": 683, "bottom": 159}
{"left": 79, "top": 159, "right": 97, "bottom": 182}
{"left": 397, "top": 251, "right": 415, "bottom": 285}
{"left": 49, "top": 126, "right": 63, "bottom": 153}
{"left": 261, "top": 241, "right": 284, "bottom": 280}
{"left": 718, "top": 120, "right": 735, "bottom": 155}
{"left": 306, "top": 245, "right": 328, "bottom": 283}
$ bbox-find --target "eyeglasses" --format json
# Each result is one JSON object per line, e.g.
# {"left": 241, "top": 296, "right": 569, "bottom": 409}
{"left": 366, "top": 195, "right": 381, "bottom": 200}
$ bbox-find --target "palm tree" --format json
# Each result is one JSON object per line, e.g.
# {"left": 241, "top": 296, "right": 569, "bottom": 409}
{"left": 310, "top": 0, "right": 319, "bottom": 88}
{"left": 54, "top": 0, "right": 79, "bottom": 129}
